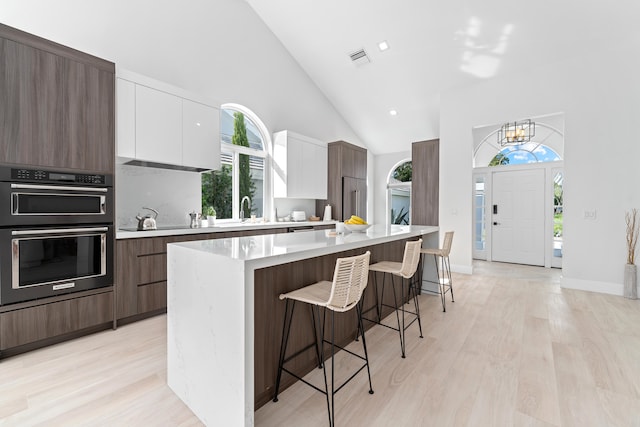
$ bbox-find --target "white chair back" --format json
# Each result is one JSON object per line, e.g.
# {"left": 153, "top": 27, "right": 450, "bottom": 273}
{"left": 398, "top": 239, "right": 423, "bottom": 279}
{"left": 442, "top": 232, "right": 454, "bottom": 256}
{"left": 327, "top": 251, "right": 371, "bottom": 312}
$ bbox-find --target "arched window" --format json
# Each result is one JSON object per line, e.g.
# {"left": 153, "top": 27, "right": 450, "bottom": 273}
{"left": 387, "top": 160, "right": 412, "bottom": 225}
{"left": 473, "top": 119, "right": 564, "bottom": 167}
{"left": 488, "top": 142, "right": 561, "bottom": 166}
{"left": 201, "top": 104, "right": 271, "bottom": 221}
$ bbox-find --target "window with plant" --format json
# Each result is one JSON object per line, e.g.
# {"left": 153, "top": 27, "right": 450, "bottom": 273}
{"left": 201, "top": 108, "right": 266, "bottom": 220}
{"left": 388, "top": 160, "right": 412, "bottom": 225}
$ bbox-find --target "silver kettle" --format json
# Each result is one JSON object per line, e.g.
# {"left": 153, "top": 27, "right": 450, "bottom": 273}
{"left": 136, "top": 207, "right": 158, "bottom": 231}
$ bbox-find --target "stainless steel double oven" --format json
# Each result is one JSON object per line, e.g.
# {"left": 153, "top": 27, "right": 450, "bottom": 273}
{"left": 0, "top": 165, "right": 114, "bottom": 305}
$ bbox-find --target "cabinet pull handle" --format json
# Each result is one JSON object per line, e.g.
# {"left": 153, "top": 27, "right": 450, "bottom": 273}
{"left": 11, "top": 183, "right": 108, "bottom": 193}
{"left": 12, "top": 227, "right": 109, "bottom": 236}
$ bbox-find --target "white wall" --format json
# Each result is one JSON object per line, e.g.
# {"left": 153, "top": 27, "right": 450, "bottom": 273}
{"left": 440, "top": 40, "right": 640, "bottom": 293}
{"left": 2, "top": 1, "right": 362, "bottom": 146}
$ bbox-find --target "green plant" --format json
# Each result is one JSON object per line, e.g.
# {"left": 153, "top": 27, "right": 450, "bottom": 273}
{"left": 553, "top": 213, "right": 563, "bottom": 237}
{"left": 391, "top": 206, "right": 409, "bottom": 225}
{"left": 393, "top": 161, "right": 412, "bottom": 182}
{"left": 202, "top": 164, "right": 232, "bottom": 219}
{"left": 204, "top": 206, "right": 216, "bottom": 217}
{"left": 233, "top": 112, "right": 256, "bottom": 213}
{"left": 488, "top": 152, "right": 510, "bottom": 166}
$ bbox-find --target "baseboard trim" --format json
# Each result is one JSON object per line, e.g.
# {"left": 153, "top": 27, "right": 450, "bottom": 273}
{"left": 561, "top": 277, "right": 623, "bottom": 296}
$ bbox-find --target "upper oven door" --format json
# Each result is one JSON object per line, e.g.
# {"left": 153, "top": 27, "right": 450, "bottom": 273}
{"left": 0, "top": 182, "right": 113, "bottom": 225}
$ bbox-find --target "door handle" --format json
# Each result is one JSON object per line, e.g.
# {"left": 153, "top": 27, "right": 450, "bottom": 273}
{"left": 493, "top": 222, "right": 499, "bottom": 226}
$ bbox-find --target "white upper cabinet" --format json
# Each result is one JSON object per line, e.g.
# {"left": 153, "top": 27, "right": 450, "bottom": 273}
{"left": 273, "top": 130, "right": 327, "bottom": 199}
{"left": 135, "top": 85, "right": 182, "bottom": 165}
{"left": 115, "top": 70, "right": 220, "bottom": 171}
{"left": 116, "top": 78, "right": 136, "bottom": 159}
{"left": 182, "top": 99, "right": 220, "bottom": 171}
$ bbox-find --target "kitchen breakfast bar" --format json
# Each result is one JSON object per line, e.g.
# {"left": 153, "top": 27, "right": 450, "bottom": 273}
{"left": 166, "top": 224, "right": 439, "bottom": 426}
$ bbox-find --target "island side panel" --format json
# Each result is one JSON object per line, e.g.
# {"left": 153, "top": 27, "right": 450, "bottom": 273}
{"left": 167, "top": 244, "right": 246, "bottom": 427}
{"left": 253, "top": 237, "right": 414, "bottom": 409}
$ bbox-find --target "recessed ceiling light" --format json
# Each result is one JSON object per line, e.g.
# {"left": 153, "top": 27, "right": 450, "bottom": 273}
{"left": 378, "top": 40, "right": 390, "bottom": 51}
{"left": 389, "top": 110, "right": 397, "bottom": 116}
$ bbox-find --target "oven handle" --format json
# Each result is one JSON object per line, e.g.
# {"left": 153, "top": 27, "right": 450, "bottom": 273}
{"left": 11, "top": 227, "right": 109, "bottom": 236}
{"left": 10, "top": 183, "right": 108, "bottom": 193}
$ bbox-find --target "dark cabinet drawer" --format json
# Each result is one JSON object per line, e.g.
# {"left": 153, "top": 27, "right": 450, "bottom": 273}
{"left": 0, "top": 291, "right": 113, "bottom": 350}
{"left": 137, "top": 282, "right": 167, "bottom": 314}
{"left": 138, "top": 253, "right": 167, "bottom": 285}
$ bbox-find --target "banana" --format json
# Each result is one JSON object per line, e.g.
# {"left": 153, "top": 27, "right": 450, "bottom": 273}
{"left": 346, "top": 215, "right": 367, "bottom": 225}
{"left": 351, "top": 215, "right": 366, "bottom": 224}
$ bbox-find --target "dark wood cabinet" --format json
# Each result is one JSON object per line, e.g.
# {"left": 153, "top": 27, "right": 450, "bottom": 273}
{"left": 342, "top": 176, "right": 367, "bottom": 220}
{"left": 115, "top": 228, "right": 289, "bottom": 323}
{"left": 411, "top": 139, "right": 439, "bottom": 225}
{"left": 0, "top": 290, "right": 113, "bottom": 351}
{"left": 253, "top": 237, "right": 414, "bottom": 408}
{"left": 0, "top": 23, "right": 114, "bottom": 173}
{"left": 321, "top": 141, "right": 367, "bottom": 221}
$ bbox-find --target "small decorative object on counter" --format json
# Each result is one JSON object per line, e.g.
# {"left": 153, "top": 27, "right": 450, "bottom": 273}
{"left": 344, "top": 214, "right": 371, "bottom": 232}
{"left": 189, "top": 211, "right": 199, "bottom": 229}
{"left": 204, "top": 206, "right": 216, "bottom": 226}
{"left": 323, "top": 204, "right": 332, "bottom": 221}
{"left": 136, "top": 207, "right": 158, "bottom": 231}
{"left": 291, "top": 210, "right": 306, "bottom": 222}
{"left": 624, "top": 208, "right": 639, "bottom": 299}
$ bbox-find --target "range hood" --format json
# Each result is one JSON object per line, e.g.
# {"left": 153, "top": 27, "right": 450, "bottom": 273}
{"left": 123, "top": 159, "right": 212, "bottom": 173}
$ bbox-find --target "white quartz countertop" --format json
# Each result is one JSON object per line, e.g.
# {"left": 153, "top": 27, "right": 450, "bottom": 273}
{"left": 168, "top": 224, "right": 438, "bottom": 269}
{"left": 116, "top": 220, "right": 336, "bottom": 239}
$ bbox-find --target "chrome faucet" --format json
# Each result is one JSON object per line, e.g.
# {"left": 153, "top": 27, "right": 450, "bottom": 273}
{"left": 240, "top": 196, "right": 251, "bottom": 222}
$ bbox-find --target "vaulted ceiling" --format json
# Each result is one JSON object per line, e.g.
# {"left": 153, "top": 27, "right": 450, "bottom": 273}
{"left": 246, "top": 0, "right": 638, "bottom": 154}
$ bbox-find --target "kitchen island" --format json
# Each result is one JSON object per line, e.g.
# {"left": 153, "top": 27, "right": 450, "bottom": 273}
{"left": 166, "top": 224, "right": 438, "bottom": 426}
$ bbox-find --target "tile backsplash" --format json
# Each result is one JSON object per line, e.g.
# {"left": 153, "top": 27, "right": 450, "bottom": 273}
{"left": 116, "top": 164, "right": 321, "bottom": 229}
{"left": 116, "top": 164, "right": 201, "bottom": 229}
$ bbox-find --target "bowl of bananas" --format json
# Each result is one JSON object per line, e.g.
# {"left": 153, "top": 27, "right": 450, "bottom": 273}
{"left": 344, "top": 215, "right": 371, "bottom": 232}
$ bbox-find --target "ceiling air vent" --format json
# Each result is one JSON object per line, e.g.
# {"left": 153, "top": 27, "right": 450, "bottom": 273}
{"left": 349, "top": 48, "right": 370, "bottom": 66}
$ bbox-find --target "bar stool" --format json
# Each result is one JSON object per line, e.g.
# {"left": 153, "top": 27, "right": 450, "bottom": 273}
{"left": 272, "top": 251, "right": 373, "bottom": 427}
{"left": 364, "top": 239, "right": 423, "bottom": 358}
{"left": 420, "top": 231, "right": 454, "bottom": 312}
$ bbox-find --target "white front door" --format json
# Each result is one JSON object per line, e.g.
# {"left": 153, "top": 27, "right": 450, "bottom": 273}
{"left": 491, "top": 169, "right": 545, "bottom": 266}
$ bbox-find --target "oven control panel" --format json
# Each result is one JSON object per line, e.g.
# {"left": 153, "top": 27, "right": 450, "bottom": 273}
{"left": 10, "top": 168, "right": 107, "bottom": 185}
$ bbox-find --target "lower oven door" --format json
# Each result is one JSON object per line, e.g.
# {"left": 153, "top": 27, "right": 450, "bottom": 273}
{"left": 0, "top": 226, "right": 113, "bottom": 305}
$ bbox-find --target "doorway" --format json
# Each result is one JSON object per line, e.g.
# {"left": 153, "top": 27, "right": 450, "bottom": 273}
{"left": 473, "top": 163, "right": 563, "bottom": 268}
{"left": 491, "top": 169, "right": 545, "bottom": 266}
{"left": 472, "top": 113, "right": 565, "bottom": 268}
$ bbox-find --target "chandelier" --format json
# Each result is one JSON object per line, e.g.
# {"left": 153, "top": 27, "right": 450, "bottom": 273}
{"left": 497, "top": 119, "right": 535, "bottom": 146}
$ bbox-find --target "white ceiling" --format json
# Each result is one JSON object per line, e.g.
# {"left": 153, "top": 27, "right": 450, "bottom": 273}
{"left": 246, "top": 0, "right": 638, "bottom": 155}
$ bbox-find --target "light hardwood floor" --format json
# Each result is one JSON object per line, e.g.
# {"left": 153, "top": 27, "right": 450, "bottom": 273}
{"left": 1, "top": 261, "right": 639, "bottom": 426}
